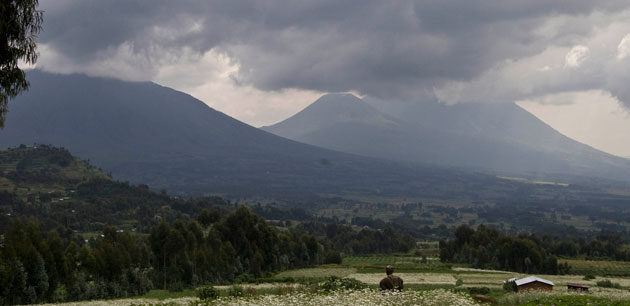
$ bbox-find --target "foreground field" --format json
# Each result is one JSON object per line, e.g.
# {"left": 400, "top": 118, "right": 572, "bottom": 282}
{"left": 30, "top": 258, "right": 630, "bottom": 306}
{"left": 31, "top": 288, "right": 630, "bottom": 306}
{"left": 30, "top": 290, "right": 479, "bottom": 306}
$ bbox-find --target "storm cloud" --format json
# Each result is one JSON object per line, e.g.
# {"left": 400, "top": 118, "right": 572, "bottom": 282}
{"left": 36, "top": 0, "right": 630, "bottom": 106}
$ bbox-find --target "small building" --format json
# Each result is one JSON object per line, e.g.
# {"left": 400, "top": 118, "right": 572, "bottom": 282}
{"left": 567, "top": 283, "right": 589, "bottom": 292}
{"left": 515, "top": 276, "right": 554, "bottom": 292}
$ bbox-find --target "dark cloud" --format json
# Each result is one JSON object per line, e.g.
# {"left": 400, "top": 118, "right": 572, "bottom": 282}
{"left": 38, "top": 0, "right": 630, "bottom": 100}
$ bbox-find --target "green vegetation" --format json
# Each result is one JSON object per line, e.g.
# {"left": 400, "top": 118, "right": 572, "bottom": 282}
{"left": 2, "top": 145, "right": 630, "bottom": 305}
{"left": 520, "top": 296, "right": 630, "bottom": 306}
{"left": 440, "top": 224, "right": 565, "bottom": 274}
{"left": 563, "top": 259, "right": 630, "bottom": 277}
{"left": 139, "top": 289, "right": 196, "bottom": 300}
{"left": 343, "top": 254, "right": 454, "bottom": 273}
{"left": 597, "top": 279, "right": 622, "bottom": 289}
{"left": 321, "top": 276, "right": 367, "bottom": 291}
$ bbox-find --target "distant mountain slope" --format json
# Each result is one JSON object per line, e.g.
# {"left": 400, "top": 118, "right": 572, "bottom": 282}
{"left": 263, "top": 94, "right": 630, "bottom": 181}
{"left": 0, "top": 144, "right": 228, "bottom": 232}
{"left": 0, "top": 71, "right": 513, "bottom": 199}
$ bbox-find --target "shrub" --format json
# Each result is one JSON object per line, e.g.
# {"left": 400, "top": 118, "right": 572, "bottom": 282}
{"left": 596, "top": 279, "right": 621, "bottom": 289}
{"left": 234, "top": 274, "right": 252, "bottom": 284}
{"left": 276, "top": 285, "right": 296, "bottom": 295}
{"left": 196, "top": 286, "right": 219, "bottom": 300}
{"left": 583, "top": 274, "right": 596, "bottom": 280}
{"left": 322, "top": 276, "right": 367, "bottom": 291}
{"left": 503, "top": 280, "right": 517, "bottom": 292}
{"left": 228, "top": 285, "right": 244, "bottom": 297}
{"left": 455, "top": 278, "right": 464, "bottom": 287}
{"left": 468, "top": 287, "right": 490, "bottom": 295}
{"left": 244, "top": 287, "right": 257, "bottom": 297}
{"left": 324, "top": 250, "right": 342, "bottom": 264}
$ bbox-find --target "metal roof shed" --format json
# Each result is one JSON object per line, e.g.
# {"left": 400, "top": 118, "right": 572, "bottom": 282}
{"left": 514, "top": 276, "right": 554, "bottom": 292}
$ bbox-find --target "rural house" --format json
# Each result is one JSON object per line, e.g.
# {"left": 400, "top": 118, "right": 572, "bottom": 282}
{"left": 514, "top": 276, "right": 554, "bottom": 292}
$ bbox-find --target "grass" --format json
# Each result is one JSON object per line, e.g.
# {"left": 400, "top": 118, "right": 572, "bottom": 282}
{"left": 343, "top": 254, "right": 454, "bottom": 273}
{"left": 499, "top": 288, "right": 630, "bottom": 306}
{"left": 274, "top": 266, "right": 356, "bottom": 279}
{"left": 519, "top": 296, "right": 630, "bottom": 306}
{"left": 30, "top": 264, "right": 630, "bottom": 305}
{"left": 559, "top": 259, "right": 630, "bottom": 276}
{"left": 138, "top": 289, "right": 196, "bottom": 300}
{"left": 561, "top": 259, "right": 630, "bottom": 277}
{"left": 38, "top": 287, "right": 630, "bottom": 306}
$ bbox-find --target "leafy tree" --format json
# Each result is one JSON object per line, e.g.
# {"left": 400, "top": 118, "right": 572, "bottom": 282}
{"left": 323, "top": 250, "right": 342, "bottom": 264}
{"left": 0, "top": 0, "right": 43, "bottom": 127}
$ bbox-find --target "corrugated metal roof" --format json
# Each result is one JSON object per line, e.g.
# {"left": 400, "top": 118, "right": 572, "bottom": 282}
{"left": 515, "top": 276, "right": 554, "bottom": 286}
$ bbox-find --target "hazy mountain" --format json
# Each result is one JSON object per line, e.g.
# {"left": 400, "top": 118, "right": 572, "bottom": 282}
{"left": 263, "top": 94, "right": 630, "bottom": 181}
{"left": 0, "top": 71, "right": 509, "bottom": 199}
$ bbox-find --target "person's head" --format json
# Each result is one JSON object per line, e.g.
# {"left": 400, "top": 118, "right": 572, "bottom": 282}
{"left": 386, "top": 265, "right": 394, "bottom": 275}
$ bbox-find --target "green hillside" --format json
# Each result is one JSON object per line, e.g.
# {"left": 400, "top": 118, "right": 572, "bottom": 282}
{"left": 0, "top": 145, "right": 228, "bottom": 233}
{"left": 0, "top": 144, "right": 106, "bottom": 199}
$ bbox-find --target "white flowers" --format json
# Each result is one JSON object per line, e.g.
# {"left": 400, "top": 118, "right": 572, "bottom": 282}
{"left": 31, "top": 289, "right": 478, "bottom": 306}
{"left": 194, "top": 289, "right": 479, "bottom": 306}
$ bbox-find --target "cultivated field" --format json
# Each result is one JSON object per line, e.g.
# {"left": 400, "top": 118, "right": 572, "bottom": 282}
{"left": 561, "top": 259, "right": 630, "bottom": 277}
{"left": 30, "top": 256, "right": 630, "bottom": 306}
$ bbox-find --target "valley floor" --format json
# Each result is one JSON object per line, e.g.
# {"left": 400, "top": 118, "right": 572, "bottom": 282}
{"left": 30, "top": 265, "right": 630, "bottom": 306}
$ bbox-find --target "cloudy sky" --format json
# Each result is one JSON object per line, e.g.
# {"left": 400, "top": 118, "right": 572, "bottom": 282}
{"left": 32, "top": 1, "right": 630, "bottom": 157}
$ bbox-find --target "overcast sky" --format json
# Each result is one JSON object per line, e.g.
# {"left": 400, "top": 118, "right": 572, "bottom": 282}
{"left": 32, "top": 1, "right": 630, "bottom": 157}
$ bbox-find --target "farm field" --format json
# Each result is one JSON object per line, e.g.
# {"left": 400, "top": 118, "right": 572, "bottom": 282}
{"left": 561, "top": 259, "right": 630, "bottom": 277}
{"left": 29, "top": 285, "right": 630, "bottom": 306}
{"left": 275, "top": 265, "right": 630, "bottom": 289}
{"left": 26, "top": 254, "right": 630, "bottom": 306}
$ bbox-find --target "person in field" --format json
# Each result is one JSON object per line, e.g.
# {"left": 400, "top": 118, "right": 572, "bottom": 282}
{"left": 379, "top": 265, "right": 403, "bottom": 291}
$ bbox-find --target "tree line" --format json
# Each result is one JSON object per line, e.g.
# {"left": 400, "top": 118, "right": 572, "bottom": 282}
{"left": 439, "top": 224, "right": 630, "bottom": 275}
{"left": 0, "top": 206, "right": 323, "bottom": 304}
{"left": 439, "top": 224, "right": 564, "bottom": 275}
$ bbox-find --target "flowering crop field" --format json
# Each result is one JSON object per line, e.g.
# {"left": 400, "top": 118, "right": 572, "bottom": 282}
{"left": 500, "top": 287, "right": 630, "bottom": 305}
{"left": 31, "top": 266, "right": 630, "bottom": 306}
{"left": 33, "top": 287, "right": 630, "bottom": 306}
{"left": 34, "top": 289, "right": 480, "bottom": 306}
{"left": 195, "top": 289, "right": 480, "bottom": 306}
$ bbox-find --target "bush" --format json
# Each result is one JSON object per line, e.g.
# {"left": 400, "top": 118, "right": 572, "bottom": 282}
{"left": 503, "top": 280, "right": 517, "bottom": 292}
{"left": 234, "top": 274, "right": 253, "bottom": 284}
{"left": 322, "top": 276, "right": 367, "bottom": 291}
{"left": 324, "top": 250, "right": 342, "bottom": 264}
{"left": 455, "top": 278, "right": 464, "bottom": 287}
{"left": 196, "top": 286, "right": 219, "bottom": 300}
{"left": 244, "top": 287, "right": 257, "bottom": 297}
{"left": 596, "top": 279, "right": 621, "bottom": 289}
{"left": 468, "top": 287, "right": 490, "bottom": 295}
{"left": 228, "top": 285, "right": 244, "bottom": 297}
{"left": 275, "top": 285, "right": 296, "bottom": 295}
{"left": 583, "top": 274, "right": 596, "bottom": 280}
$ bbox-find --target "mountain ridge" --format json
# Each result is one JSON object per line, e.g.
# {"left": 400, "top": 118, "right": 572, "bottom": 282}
{"left": 1, "top": 70, "right": 517, "bottom": 200}
{"left": 263, "top": 93, "right": 630, "bottom": 181}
